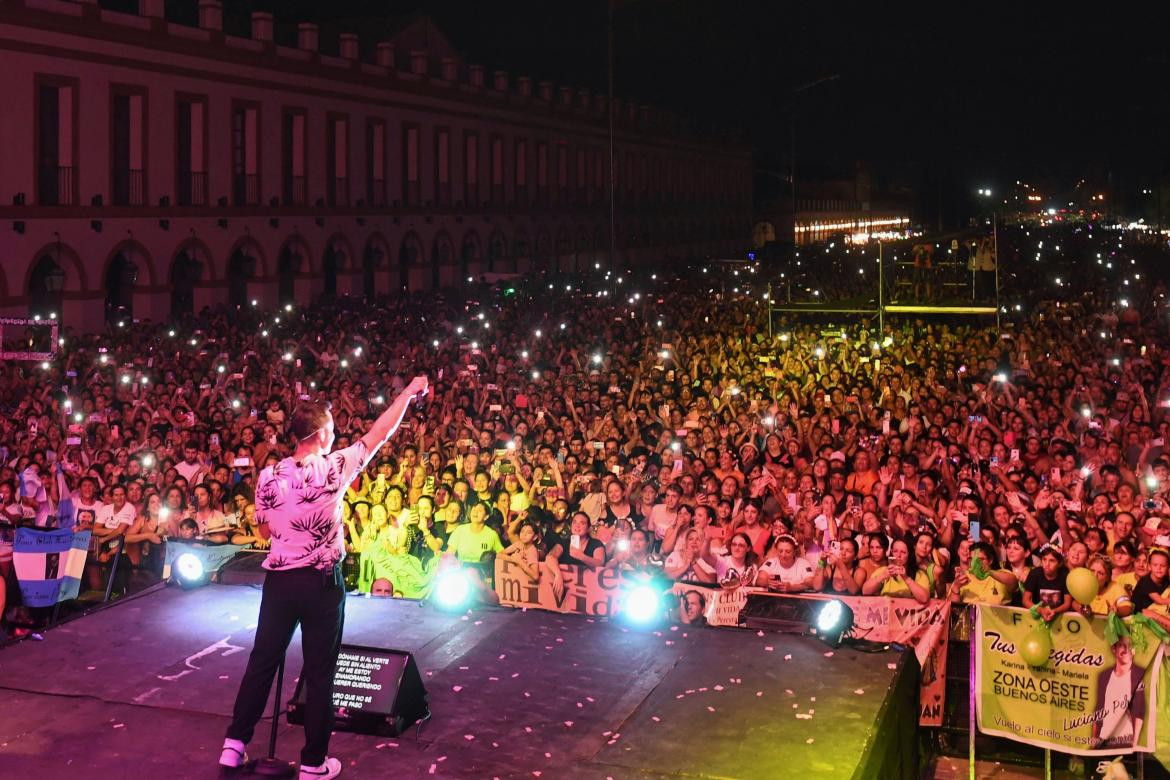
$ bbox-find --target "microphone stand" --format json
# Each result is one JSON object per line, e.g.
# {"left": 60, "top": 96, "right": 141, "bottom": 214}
{"left": 252, "top": 653, "right": 295, "bottom": 777}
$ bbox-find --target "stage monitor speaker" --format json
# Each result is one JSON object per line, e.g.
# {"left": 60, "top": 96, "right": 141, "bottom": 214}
{"left": 287, "top": 644, "right": 429, "bottom": 736}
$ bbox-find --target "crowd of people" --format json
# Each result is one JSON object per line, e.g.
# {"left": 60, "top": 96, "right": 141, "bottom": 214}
{"left": 4, "top": 220, "right": 1170, "bottom": 637}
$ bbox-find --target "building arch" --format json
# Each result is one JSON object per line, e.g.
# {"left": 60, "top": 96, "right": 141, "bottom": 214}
{"left": 226, "top": 236, "right": 264, "bottom": 311}
{"left": 431, "top": 231, "right": 454, "bottom": 289}
{"left": 362, "top": 232, "right": 391, "bottom": 298}
{"left": 487, "top": 229, "right": 507, "bottom": 273}
{"left": 398, "top": 231, "right": 425, "bottom": 290}
{"left": 25, "top": 241, "right": 85, "bottom": 319}
{"left": 460, "top": 229, "right": 481, "bottom": 279}
{"left": 101, "top": 240, "right": 153, "bottom": 324}
{"left": 322, "top": 233, "right": 353, "bottom": 299}
{"left": 276, "top": 234, "right": 312, "bottom": 305}
{"left": 512, "top": 228, "right": 531, "bottom": 271}
{"left": 170, "top": 239, "right": 211, "bottom": 320}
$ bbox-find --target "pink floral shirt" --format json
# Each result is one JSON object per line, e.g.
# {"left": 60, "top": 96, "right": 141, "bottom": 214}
{"left": 255, "top": 441, "right": 371, "bottom": 572}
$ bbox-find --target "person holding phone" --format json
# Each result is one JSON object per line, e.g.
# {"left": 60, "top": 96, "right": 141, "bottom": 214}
{"left": 220, "top": 376, "right": 428, "bottom": 779}
{"left": 862, "top": 538, "right": 930, "bottom": 604}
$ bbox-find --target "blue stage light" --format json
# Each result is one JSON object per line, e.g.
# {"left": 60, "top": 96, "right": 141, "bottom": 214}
{"left": 434, "top": 568, "right": 472, "bottom": 611}
{"left": 623, "top": 584, "right": 662, "bottom": 625}
{"left": 814, "top": 599, "right": 854, "bottom": 647}
{"left": 174, "top": 552, "right": 207, "bottom": 588}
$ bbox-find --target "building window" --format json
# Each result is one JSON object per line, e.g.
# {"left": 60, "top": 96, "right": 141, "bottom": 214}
{"left": 281, "top": 108, "right": 307, "bottom": 206}
{"left": 403, "top": 123, "right": 419, "bottom": 206}
{"left": 514, "top": 139, "right": 527, "bottom": 206}
{"left": 537, "top": 142, "right": 548, "bottom": 205}
{"left": 366, "top": 118, "right": 386, "bottom": 207}
{"left": 327, "top": 114, "right": 349, "bottom": 207}
{"left": 110, "top": 87, "right": 146, "bottom": 206}
{"left": 463, "top": 132, "right": 478, "bottom": 207}
{"left": 490, "top": 136, "right": 503, "bottom": 206}
{"left": 435, "top": 127, "right": 450, "bottom": 207}
{"left": 35, "top": 78, "right": 77, "bottom": 206}
{"left": 177, "top": 94, "right": 208, "bottom": 206}
{"left": 231, "top": 102, "right": 260, "bottom": 206}
{"left": 576, "top": 147, "right": 586, "bottom": 204}
{"left": 556, "top": 143, "right": 568, "bottom": 204}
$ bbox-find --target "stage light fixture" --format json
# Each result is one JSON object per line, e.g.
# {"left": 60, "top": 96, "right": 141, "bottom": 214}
{"left": 814, "top": 599, "right": 854, "bottom": 648}
{"left": 621, "top": 583, "right": 662, "bottom": 626}
{"left": 174, "top": 552, "right": 208, "bottom": 589}
{"left": 434, "top": 568, "right": 473, "bottom": 611}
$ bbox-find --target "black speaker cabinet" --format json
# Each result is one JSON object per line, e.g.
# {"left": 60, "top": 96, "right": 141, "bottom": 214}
{"left": 288, "top": 644, "right": 429, "bottom": 736}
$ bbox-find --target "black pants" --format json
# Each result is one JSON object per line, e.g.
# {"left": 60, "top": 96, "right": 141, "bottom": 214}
{"left": 226, "top": 566, "right": 345, "bottom": 766}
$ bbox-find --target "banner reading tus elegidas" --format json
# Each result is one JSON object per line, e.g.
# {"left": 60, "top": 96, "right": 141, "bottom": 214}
{"left": 975, "top": 605, "right": 1164, "bottom": 756}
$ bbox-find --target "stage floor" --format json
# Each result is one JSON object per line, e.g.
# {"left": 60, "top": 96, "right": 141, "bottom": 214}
{"left": 0, "top": 583, "right": 916, "bottom": 779}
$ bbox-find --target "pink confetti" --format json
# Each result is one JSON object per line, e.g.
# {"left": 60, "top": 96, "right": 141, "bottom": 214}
{"left": 699, "top": 687, "right": 708, "bottom": 692}
{"left": 756, "top": 691, "right": 764, "bottom": 697}
{"left": 602, "top": 731, "right": 612, "bottom": 736}
{"left": 498, "top": 654, "right": 507, "bottom": 659}
{"left": 586, "top": 697, "right": 595, "bottom": 702}
{"left": 464, "top": 734, "right": 475, "bottom": 741}
{"left": 525, "top": 727, "right": 534, "bottom": 733}
{"left": 556, "top": 637, "right": 564, "bottom": 643}
{"left": 706, "top": 706, "right": 716, "bottom": 712}
{"left": 511, "top": 672, "right": 520, "bottom": 678}
{"left": 887, "top": 663, "right": 897, "bottom": 670}
{"left": 670, "top": 626, "right": 678, "bottom": 632}
{"left": 532, "top": 773, "right": 542, "bottom": 778}
{"left": 675, "top": 694, "right": 685, "bottom": 699}
{"left": 219, "top": 675, "right": 229, "bottom": 680}
{"left": 459, "top": 666, "right": 469, "bottom": 670}
{"left": 651, "top": 716, "right": 660, "bottom": 722}
{"left": 113, "top": 723, "right": 124, "bottom": 729}
{"left": 823, "top": 651, "right": 834, "bottom": 658}
{"left": 563, "top": 721, "right": 574, "bottom": 727}
{"left": 492, "top": 742, "right": 499, "bottom": 748}
{"left": 665, "top": 640, "right": 674, "bottom": 646}
{"left": 806, "top": 738, "right": 815, "bottom": 744}
{"left": 756, "top": 630, "right": 765, "bottom": 636}
{"left": 795, "top": 713, "right": 812, "bottom": 719}
{"left": 87, "top": 666, "right": 96, "bottom": 670}
{"left": 524, "top": 692, "right": 531, "bottom": 698}
{"left": 452, "top": 685, "right": 463, "bottom": 692}
{"left": 810, "top": 697, "right": 816, "bottom": 702}
{"left": 854, "top": 689, "right": 865, "bottom": 695}
{"left": 576, "top": 702, "right": 583, "bottom": 708}
{"left": 783, "top": 654, "right": 792, "bottom": 660}
{"left": 544, "top": 752, "right": 552, "bottom": 759}
{"left": 764, "top": 646, "right": 774, "bottom": 652}
{"left": 428, "top": 764, "right": 436, "bottom": 775}
{"left": 785, "top": 689, "right": 795, "bottom": 695}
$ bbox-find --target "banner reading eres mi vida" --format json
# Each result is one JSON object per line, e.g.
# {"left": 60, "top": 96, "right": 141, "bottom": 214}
{"left": 975, "top": 605, "right": 1164, "bottom": 756}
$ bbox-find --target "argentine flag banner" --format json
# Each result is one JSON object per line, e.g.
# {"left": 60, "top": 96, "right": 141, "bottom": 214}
{"left": 14, "top": 527, "right": 91, "bottom": 607}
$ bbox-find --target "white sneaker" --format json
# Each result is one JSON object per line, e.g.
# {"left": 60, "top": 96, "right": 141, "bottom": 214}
{"left": 299, "top": 757, "right": 342, "bottom": 779}
{"left": 218, "top": 738, "right": 248, "bottom": 769}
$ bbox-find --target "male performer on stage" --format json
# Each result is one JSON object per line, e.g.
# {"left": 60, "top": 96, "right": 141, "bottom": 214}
{"left": 218, "top": 376, "right": 429, "bottom": 779}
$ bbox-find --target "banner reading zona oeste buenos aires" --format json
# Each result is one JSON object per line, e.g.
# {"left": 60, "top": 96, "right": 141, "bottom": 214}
{"left": 975, "top": 605, "right": 1163, "bottom": 756}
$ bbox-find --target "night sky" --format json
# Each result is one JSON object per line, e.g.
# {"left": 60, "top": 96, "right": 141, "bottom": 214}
{"left": 169, "top": 1, "right": 1170, "bottom": 224}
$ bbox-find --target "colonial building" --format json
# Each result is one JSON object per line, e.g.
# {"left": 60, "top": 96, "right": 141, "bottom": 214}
{"left": 0, "top": 0, "right": 751, "bottom": 331}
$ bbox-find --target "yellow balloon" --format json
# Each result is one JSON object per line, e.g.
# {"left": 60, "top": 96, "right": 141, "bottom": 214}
{"left": 1020, "top": 629, "right": 1052, "bottom": 667}
{"left": 1067, "top": 566, "right": 1100, "bottom": 605}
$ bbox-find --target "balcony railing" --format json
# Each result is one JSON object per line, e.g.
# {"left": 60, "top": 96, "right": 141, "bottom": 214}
{"left": 329, "top": 177, "right": 349, "bottom": 207}
{"left": 38, "top": 164, "right": 75, "bottom": 206}
{"left": 112, "top": 168, "right": 145, "bottom": 206}
{"left": 178, "top": 170, "right": 207, "bottom": 206}
{"left": 232, "top": 173, "right": 260, "bottom": 206}
{"left": 282, "top": 175, "right": 306, "bottom": 206}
